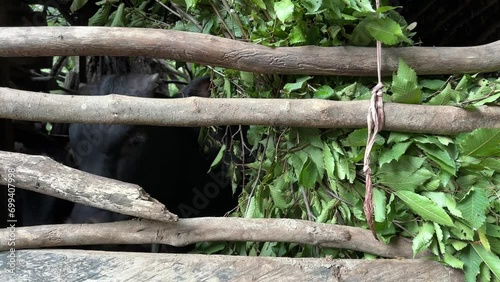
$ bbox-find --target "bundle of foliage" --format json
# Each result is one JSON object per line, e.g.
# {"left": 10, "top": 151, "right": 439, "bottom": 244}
{"left": 52, "top": 0, "right": 500, "bottom": 280}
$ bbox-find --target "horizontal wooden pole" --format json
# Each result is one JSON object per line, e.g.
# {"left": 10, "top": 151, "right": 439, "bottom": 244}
{"left": 1, "top": 87, "right": 499, "bottom": 134}
{"left": 0, "top": 250, "right": 464, "bottom": 281}
{"left": 0, "top": 26, "right": 499, "bottom": 75}
{"left": 0, "top": 217, "right": 430, "bottom": 259}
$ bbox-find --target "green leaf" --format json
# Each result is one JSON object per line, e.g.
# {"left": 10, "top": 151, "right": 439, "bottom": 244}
{"left": 375, "top": 6, "right": 398, "bottom": 13}
{"left": 486, "top": 224, "right": 500, "bottom": 238}
{"left": 421, "top": 79, "right": 446, "bottom": 90}
{"left": 45, "top": 122, "right": 53, "bottom": 133}
{"left": 323, "top": 143, "right": 335, "bottom": 179}
{"left": 252, "top": 187, "right": 265, "bottom": 218}
{"left": 88, "top": 3, "right": 112, "bottom": 26}
{"left": 387, "top": 132, "right": 411, "bottom": 143}
{"left": 245, "top": 196, "right": 257, "bottom": 218}
{"left": 289, "top": 150, "right": 308, "bottom": 180}
{"left": 304, "top": 146, "right": 325, "bottom": 179}
{"left": 378, "top": 156, "right": 433, "bottom": 191}
{"left": 373, "top": 188, "right": 386, "bottom": 222}
{"left": 479, "top": 225, "right": 491, "bottom": 252}
{"left": 455, "top": 74, "right": 471, "bottom": 91}
{"left": 424, "top": 178, "right": 440, "bottom": 191}
{"left": 283, "top": 76, "right": 312, "bottom": 94}
{"left": 423, "top": 192, "right": 463, "bottom": 218}
{"left": 311, "top": 193, "right": 321, "bottom": 216}
{"left": 196, "top": 242, "right": 226, "bottom": 254}
{"left": 443, "top": 194, "right": 464, "bottom": 218}
{"left": 471, "top": 244, "right": 500, "bottom": 280}
{"left": 451, "top": 240, "right": 469, "bottom": 251}
{"left": 333, "top": 151, "right": 348, "bottom": 180}
{"left": 247, "top": 126, "right": 266, "bottom": 146}
{"left": 469, "top": 79, "right": 493, "bottom": 101}
{"left": 416, "top": 143, "right": 457, "bottom": 176}
{"left": 111, "top": 3, "right": 126, "bottom": 27}
{"left": 330, "top": 141, "right": 345, "bottom": 155}
{"left": 70, "top": 0, "right": 88, "bottom": 12}
{"left": 391, "top": 59, "right": 422, "bottom": 104}
{"left": 457, "top": 128, "right": 500, "bottom": 157}
{"left": 451, "top": 221, "right": 474, "bottom": 240}
{"left": 274, "top": 0, "right": 295, "bottom": 23}
{"left": 299, "top": 159, "right": 318, "bottom": 189}
{"left": 313, "top": 85, "right": 335, "bottom": 99}
{"left": 209, "top": 144, "right": 226, "bottom": 171}
{"left": 462, "top": 246, "right": 482, "bottom": 282}
{"left": 395, "top": 191, "right": 454, "bottom": 227}
{"left": 343, "top": 128, "right": 364, "bottom": 147}
{"left": 341, "top": 0, "right": 374, "bottom": 12}
{"left": 289, "top": 23, "right": 307, "bottom": 44}
{"left": 365, "top": 17, "right": 404, "bottom": 45}
{"left": 185, "top": 0, "right": 199, "bottom": 10}
{"left": 491, "top": 237, "right": 500, "bottom": 255}
{"left": 427, "top": 83, "right": 452, "bottom": 105}
{"left": 240, "top": 72, "right": 255, "bottom": 88}
{"left": 412, "top": 222, "right": 435, "bottom": 255}
{"left": 252, "top": 0, "right": 266, "bottom": 9}
{"left": 350, "top": 19, "right": 372, "bottom": 46}
{"left": 378, "top": 141, "right": 412, "bottom": 166}
{"left": 260, "top": 242, "right": 277, "bottom": 256}
{"left": 434, "top": 223, "right": 445, "bottom": 255}
{"left": 343, "top": 129, "right": 384, "bottom": 147}
{"left": 296, "top": 128, "right": 323, "bottom": 148}
{"left": 457, "top": 188, "right": 489, "bottom": 230}
{"left": 436, "top": 136, "right": 454, "bottom": 146}
{"left": 473, "top": 92, "right": 500, "bottom": 107}
{"left": 480, "top": 158, "right": 500, "bottom": 172}
{"left": 269, "top": 177, "right": 289, "bottom": 210}
{"left": 302, "top": 0, "right": 323, "bottom": 14}
{"left": 479, "top": 263, "right": 492, "bottom": 282}
{"left": 444, "top": 252, "right": 464, "bottom": 269}
{"left": 317, "top": 199, "right": 336, "bottom": 223}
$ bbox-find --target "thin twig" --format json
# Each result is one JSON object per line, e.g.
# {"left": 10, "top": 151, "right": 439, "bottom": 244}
{"left": 300, "top": 187, "right": 316, "bottom": 221}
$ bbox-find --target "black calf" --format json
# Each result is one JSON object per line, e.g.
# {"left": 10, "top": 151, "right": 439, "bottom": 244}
{"left": 68, "top": 74, "right": 237, "bottom": 224}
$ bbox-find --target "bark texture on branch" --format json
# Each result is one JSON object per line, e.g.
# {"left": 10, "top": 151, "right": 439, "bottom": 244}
{"left": 1, "top": 87, "right": 499, "bottom": 135}
{"left": 0, "top": 26, "right": 499, "bottom": 76}
{"left": 0, "top": 218, "right": 431, "bottom": 259}
{"left": 0, "top": 151, "right": 177, "bottom": 222}
{"left": 0, "top": 250, "right": 464, "bottom": 282}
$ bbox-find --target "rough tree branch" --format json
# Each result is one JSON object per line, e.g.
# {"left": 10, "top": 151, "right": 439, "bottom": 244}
{"left": 0, "top": 26, "right": 499, "bottom": 76}
{"left": 0, "top": 218, "right": 432, "bottom": 259}
{"left": 0, "top": 87, "right": 498, "bottom": 135}
{"left": 0, "top": 151, "right": 177, "bottom": 222}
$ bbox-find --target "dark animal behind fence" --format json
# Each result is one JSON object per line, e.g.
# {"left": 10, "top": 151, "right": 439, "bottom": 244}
{"left": 14, "top": 131, "right": 73, "bottom": 227}
{"left": 68, "top": 73, "right": 237, "bottom": 224}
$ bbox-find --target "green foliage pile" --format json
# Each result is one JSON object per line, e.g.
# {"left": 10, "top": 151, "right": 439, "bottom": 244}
{"left": 66, "top": 1, "right": 500, "bottom": 280}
